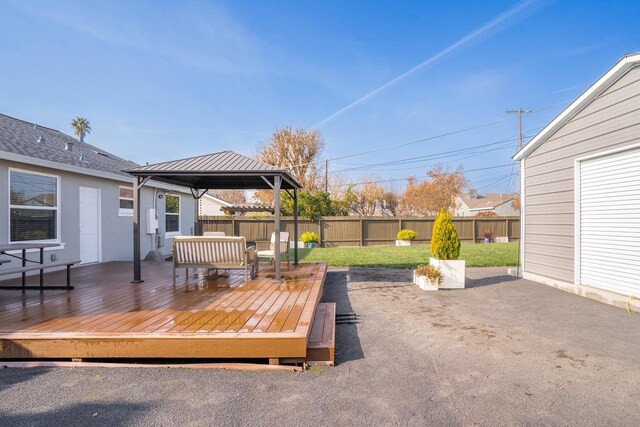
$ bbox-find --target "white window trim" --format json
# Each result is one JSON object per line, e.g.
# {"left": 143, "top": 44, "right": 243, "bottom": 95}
{"left": 118, "top": 185, "right": 134, "bottom": 217}
{"left": 165, "top": 194, "right": 181, "bottom": 236}
{"left": 8, "top": 167, "right": 62, "bottom": 244}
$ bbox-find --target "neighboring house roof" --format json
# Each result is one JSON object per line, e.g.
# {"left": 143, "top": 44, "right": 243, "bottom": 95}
{"left": 514, "top": 52, "right": 640, "bottom": 161}
{"left": 458, "top": 193, "right": 517, "bottom": 211}
{"left": 0, "top": 113, "right": 139, "bottom": 178}
{"left": 201, "top": 193, "right": 233, "bottom": 206}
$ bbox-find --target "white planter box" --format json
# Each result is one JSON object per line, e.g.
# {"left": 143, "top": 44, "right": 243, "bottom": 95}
{"left": 413, "top": 271, "right": 439, "bottom": 291}
{"left": 291, "top": 241, "right": 306, "bottom": 249}
{"left": 429, "top": 258, "right": 465, "bottom": 289}
{"left": 396, "top": 240, "right": 412, "bottom": 246}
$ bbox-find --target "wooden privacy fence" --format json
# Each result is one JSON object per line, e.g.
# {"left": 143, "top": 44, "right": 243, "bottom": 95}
{"left": 198, "top": 216, "right": 520, "bottom": 247}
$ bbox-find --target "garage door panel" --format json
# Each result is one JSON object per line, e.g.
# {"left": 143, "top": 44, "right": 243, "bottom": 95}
{"left": 579, "top": 147, "right": 640, "bottom": 296}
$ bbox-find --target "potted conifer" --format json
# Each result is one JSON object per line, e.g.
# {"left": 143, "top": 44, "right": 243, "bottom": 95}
{"left": 429, "top": 208, "right": 465, "bottom": 289}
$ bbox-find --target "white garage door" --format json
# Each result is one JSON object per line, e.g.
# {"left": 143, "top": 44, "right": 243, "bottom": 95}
{"left": 579, "top": 147, "right": 640, "bottom": 296}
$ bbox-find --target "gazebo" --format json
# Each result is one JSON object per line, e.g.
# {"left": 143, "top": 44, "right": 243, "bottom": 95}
{"left": 124, "top": 151, "right": 302, "bottom": 283}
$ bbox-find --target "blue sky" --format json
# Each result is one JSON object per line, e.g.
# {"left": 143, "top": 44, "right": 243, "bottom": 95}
{"left": 1, "top": 0, "right": 639, "bottom": 193}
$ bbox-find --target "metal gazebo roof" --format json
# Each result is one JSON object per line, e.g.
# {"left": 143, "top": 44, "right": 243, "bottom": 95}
{"left": 124, "top": 151, "right": 301, "bottom": 190}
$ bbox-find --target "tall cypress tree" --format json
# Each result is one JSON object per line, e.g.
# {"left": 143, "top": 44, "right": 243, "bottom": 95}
{"left": 431, "top": 208, "right": 461, "bottom": 260}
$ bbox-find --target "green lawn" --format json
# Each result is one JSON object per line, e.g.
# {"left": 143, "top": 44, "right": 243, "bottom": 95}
{"left": 294, "top": 242, "right": 519, "bottom": 269}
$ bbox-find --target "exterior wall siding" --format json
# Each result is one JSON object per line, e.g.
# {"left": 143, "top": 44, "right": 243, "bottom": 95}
{"left": 523, "top": 66, "right": 640, "bottom": 283}
{"left": 199, "top": 197, "right": 226, "bottom": 216}
{"left": 0, "top": 159, "right": 196, "bottom": 267}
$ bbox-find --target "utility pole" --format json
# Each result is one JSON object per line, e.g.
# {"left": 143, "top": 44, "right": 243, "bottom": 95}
{"left": 325, "top": 159, "right": 329, "bottom": 192}
{"left": 507, "top": 108, "right": 531, "bottom": 279}
{"left": 506, "top": 108, "right": 532, "bottom": 151}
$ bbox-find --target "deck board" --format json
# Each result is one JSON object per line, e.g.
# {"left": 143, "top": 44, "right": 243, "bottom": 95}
{"left": 0, "top": 261, "right": 327, "bottom": 360}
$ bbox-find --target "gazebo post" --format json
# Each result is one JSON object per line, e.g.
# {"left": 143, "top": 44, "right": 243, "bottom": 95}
{"left": 132, "top": 176, "right": 149, "bottom": 283}
{"left": 293, "top": 188, "right": 299, "bottom": 266}
{"left": 274, "top": 175, "right": 282, "bottom": 282}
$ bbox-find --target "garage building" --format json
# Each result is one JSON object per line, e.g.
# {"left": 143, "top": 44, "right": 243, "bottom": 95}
{"left": 514, "top": 53, "right": 640, "bottom": 310}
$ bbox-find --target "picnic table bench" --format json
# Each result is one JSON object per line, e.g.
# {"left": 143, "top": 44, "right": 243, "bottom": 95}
{"left": 0, "top": 243, "right": 79, "bottom": 292}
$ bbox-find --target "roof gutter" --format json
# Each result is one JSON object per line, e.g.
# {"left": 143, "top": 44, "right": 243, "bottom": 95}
{"left": 1, "top": 151, "right": 133, "bottom": 183}
{"left": 0, "top": 151, "right": 192, "bottom": 194}
{"left": 513, "top": 53, "right": 640, "bottom": 161}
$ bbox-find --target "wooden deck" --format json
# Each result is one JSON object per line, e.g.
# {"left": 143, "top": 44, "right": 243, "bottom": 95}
{"left": 0, "top": 261, "right": 327, "bottom": 363}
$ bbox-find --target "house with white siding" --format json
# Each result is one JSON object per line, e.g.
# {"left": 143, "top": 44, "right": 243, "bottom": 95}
{"left": 454, "top": 190, "right": 519, "bottom": 216}
{"left": 0, "top": 113, "right": 196, "bottom": 267}
{"left": 199, "top": 193, "right": 232, "bottom": 216}
{"left": 514, "top": 53, "right": 640, "bottom": 311}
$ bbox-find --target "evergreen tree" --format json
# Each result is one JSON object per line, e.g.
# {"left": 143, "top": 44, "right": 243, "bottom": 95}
{"left": 431, "top": 208, "right": 461, "bottom": 260}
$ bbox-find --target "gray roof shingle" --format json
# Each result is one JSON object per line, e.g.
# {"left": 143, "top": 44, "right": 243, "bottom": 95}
{"left": 0, "top": 113, "right": 139, "bottom": 177}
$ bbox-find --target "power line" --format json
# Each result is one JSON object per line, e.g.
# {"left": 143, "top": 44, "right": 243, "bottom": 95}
{"left": 333, "top": 163, "right": 515, "bottom": 187}
{"left": 335, "top": 144, "right": 516, "bottom": 174}
{"left": 331, "top": 137, "right": 517, "bottom": 174}
{"left": 330, "top": 125, "right": 545, "bottom": 175}
{"left": 294, "top": 98, "right": 572, "bottom": 169}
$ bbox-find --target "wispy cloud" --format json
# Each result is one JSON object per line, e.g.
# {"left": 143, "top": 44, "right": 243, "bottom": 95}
{"left": 5, "top": 0, "right": 265, "bottom": 75}
{"left": 557, "top": 42, "right": 608, "bottom": 57}
{"left": 313, "top": 0, "right": 545, "bottom": 128}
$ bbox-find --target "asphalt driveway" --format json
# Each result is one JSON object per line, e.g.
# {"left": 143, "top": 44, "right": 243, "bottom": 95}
{"left": 1, "top": 267, "right": 639, "bottom": 426}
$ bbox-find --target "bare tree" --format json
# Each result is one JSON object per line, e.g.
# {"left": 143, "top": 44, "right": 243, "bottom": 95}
{"left": 209, "top": 190, "right": 247, "bottom": 204}
{"left": 511, "top": 194, "right": 521, "bottom": 210}
{"left": 254, "top": 127, "right": 324, "bottom": 204}
{"left": 348, "top": 179, "right": 385, "bottom": 216}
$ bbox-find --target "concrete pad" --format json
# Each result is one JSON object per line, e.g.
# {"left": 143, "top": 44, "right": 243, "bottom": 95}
{"left": 0, "top": 267, "right": 639, "bottom": 426}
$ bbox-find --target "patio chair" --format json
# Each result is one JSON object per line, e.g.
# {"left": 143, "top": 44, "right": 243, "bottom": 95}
{"left": 257, "top": 231, "right": 290, "bottom": 267}
{"left": 203, "top": 231, "right": 226, "bottom": 237}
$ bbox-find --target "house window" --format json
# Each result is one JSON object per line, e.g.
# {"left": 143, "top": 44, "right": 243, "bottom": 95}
{"left": 119, "top": 186, "right": 134, "bottom": 216}
{"left": 165, "top": 195, "right": 180, "bottom": 233}
{"left": 9, "top": 169, "right": 59, "bottom": 242}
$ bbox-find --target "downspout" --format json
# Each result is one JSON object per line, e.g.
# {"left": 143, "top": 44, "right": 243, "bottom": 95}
{"left": 518, "top": 158, "right": 525, "bottom": 277}
{"left": 274, "top": 175, "right": 282, "bottom": 282}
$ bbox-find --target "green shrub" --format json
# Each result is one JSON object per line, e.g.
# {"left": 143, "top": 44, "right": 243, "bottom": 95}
{"left": 396, "top": 229, "right": 417, "bottom": 241}
{"left": 430, "top": 208, "right": 460, "bottom": 260}
{"left": 300, "top": 231, "right": 320, "bottom": 244}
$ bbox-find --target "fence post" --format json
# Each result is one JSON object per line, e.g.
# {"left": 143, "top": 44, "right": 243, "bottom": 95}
{"left": 232, "top": 217, "right": 236, "bottom": 237}
{"left": 360, "top": 218, "right": 364, "bottom": 247}
{"left": 472, "top": 218, "right": 476, "bottom": 243}
{"left": 505, "top": 218, "right": 510, "bottom": 240}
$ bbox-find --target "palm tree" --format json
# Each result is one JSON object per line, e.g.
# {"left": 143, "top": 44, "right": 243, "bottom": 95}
{"left": 71, "top": 117, "right": 91, "bottom": 142}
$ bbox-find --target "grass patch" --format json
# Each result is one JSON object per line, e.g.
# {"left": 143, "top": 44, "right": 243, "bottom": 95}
{"left": 294, "top": 242, "right": 519, "bottom": 269}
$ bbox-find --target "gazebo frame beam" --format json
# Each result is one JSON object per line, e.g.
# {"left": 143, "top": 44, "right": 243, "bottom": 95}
{"left": 132, "top": 175, "right": 150, "bottom": 283}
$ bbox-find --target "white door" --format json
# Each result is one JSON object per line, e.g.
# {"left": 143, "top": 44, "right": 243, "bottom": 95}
{"left": 79, "top": 186, "right": 100, "bottom": 264}
{"left": 579, "top": 147, "right": 640, "bottom": 296}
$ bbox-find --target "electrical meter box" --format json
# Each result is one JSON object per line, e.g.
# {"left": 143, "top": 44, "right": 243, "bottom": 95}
{"left": 147, "top": 208, "right": 159, "bottom": 234}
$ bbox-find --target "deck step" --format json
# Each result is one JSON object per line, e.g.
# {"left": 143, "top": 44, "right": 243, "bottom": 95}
{"left": 306, "top": 302, "right": 335, "bottom": 366}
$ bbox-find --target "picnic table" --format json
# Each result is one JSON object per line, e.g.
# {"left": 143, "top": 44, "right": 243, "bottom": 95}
{"left": 0, "top": 243, "right": 79, "bottom": 291}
